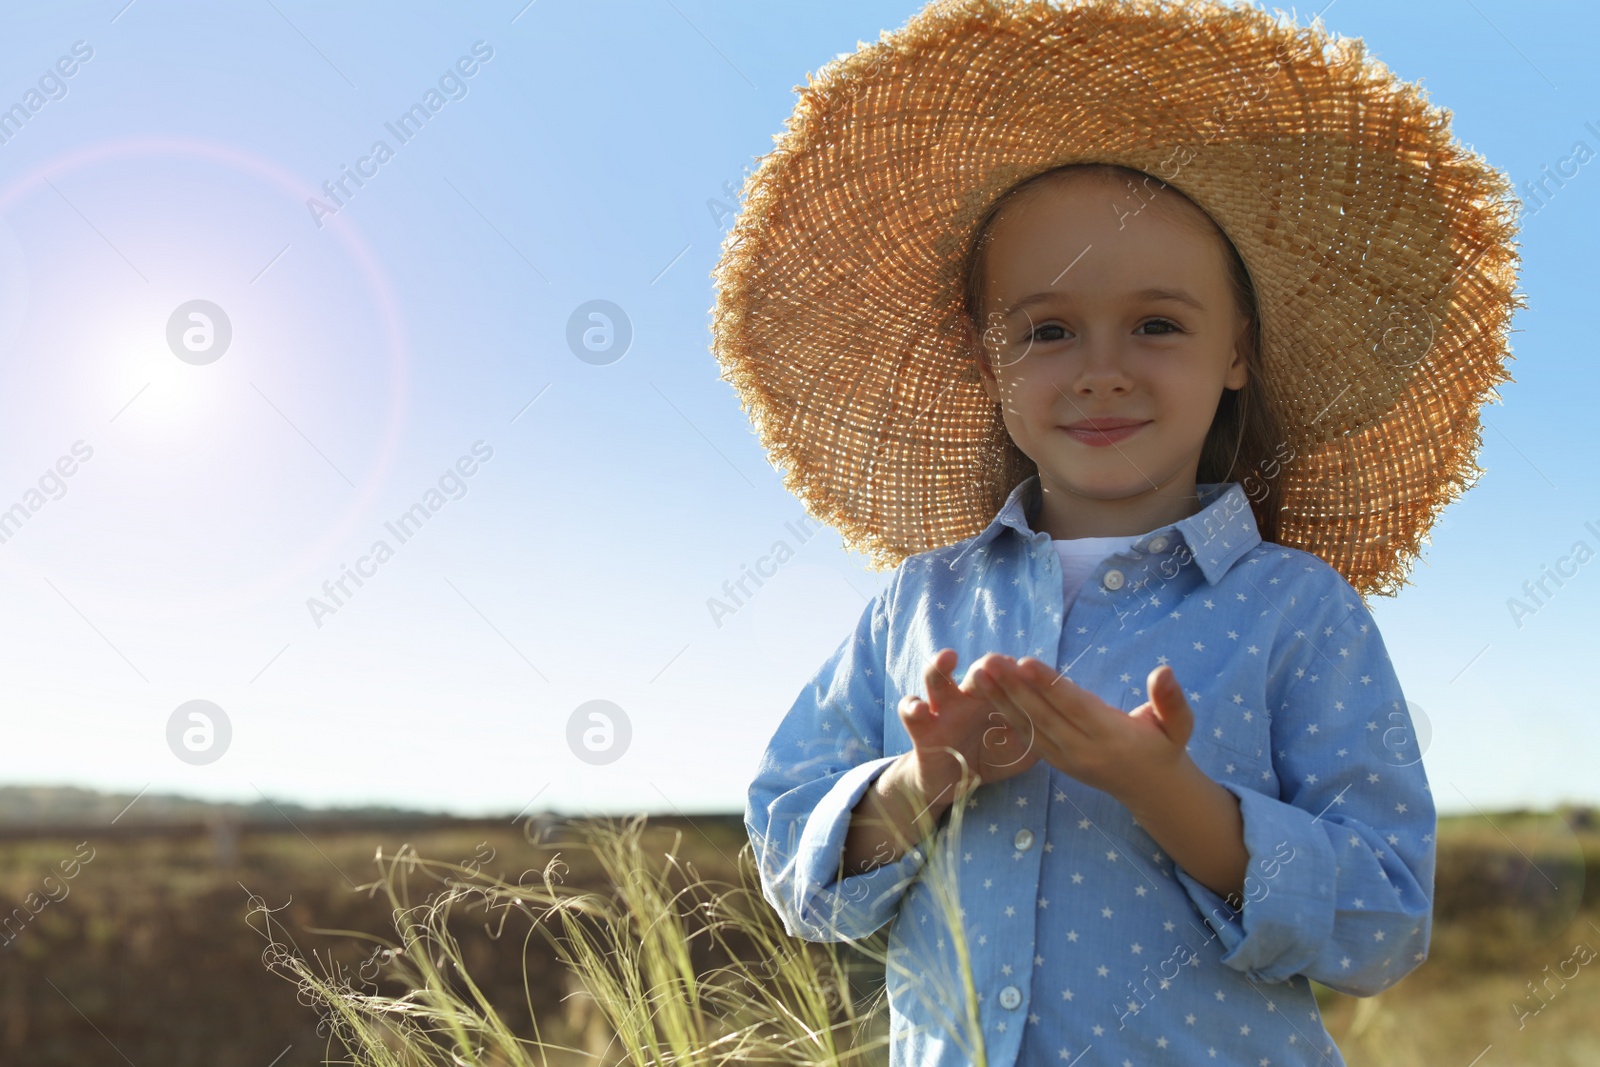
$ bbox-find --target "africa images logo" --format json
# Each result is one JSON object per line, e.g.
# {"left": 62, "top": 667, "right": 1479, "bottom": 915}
{"left": 305, "top": 441, "right": 494, "bottom": 628}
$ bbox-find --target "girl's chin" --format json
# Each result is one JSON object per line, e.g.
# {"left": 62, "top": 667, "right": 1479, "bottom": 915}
{"left": 1038, "top": 469, "right": 1156, "bottom": 499}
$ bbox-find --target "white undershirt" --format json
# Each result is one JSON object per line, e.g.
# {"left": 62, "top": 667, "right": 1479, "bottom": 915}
{"left": 1053, "top": 534, "right": 1142, "bottom": 614}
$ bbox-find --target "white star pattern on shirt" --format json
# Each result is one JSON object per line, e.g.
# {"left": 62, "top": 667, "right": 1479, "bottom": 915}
{"left": 748, "top": 477, "right": 1434, "bottom": 1066}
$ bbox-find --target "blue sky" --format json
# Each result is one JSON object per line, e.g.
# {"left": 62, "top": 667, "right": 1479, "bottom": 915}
{"left": 0, "top": 0, "right": 1593, "bottom": 819}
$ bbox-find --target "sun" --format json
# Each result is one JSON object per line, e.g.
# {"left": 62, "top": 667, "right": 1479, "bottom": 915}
{"left": 104, "top": 302, "right": 236, "bottom": 441}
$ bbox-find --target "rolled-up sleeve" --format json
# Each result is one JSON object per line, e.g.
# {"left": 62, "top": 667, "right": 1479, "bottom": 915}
{"left": 744, "top": 572, "right": 929, "bottom": 943}
{"left": 1176, "top": 585, "right": 1436, "bottom": 995}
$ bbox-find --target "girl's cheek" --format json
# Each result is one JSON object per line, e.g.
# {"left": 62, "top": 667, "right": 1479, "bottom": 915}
{"left": 994, "top": 363, "right": 1043, "bottom": 396}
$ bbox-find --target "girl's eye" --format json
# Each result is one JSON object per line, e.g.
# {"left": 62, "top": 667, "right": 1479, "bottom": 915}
{"left": 1137, "top": 318, "right": 1182, "bottom": 335}
{"left": 1026, "top": 324, "right": 1069, "bottom": 343}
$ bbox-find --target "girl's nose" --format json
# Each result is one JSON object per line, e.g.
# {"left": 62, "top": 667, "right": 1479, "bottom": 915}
{"left": 1069, "top": 334, "right": 1134, "bottom": 395}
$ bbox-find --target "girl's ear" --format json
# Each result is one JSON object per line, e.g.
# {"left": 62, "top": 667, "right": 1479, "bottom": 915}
{"left": 1225, "top": 317, "right": 1252, "bottom": 391}
{"left": 965, "top": 314, "right": 1004, "bottom": 404}
{"left": 977, "top": 352, "right": 1002, "bottom": 404}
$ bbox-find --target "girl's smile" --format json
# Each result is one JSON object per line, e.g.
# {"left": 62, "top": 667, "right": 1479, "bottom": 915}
{"left": 1060, "top": 419, "right": 1150, "bottom": 446}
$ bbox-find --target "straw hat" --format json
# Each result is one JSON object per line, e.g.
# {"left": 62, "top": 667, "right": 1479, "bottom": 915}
{"left": 708, "top": 0, "right": 1522, "bottom": 599}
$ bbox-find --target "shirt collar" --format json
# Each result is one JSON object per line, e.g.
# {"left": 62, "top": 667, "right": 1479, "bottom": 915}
{"left": 966, "top": 473, "right": 1261, "bottom": 584}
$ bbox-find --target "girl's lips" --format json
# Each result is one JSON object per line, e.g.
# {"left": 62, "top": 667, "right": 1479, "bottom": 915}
{"left": 1061, "top": 421, "right": 1149, "bottom": 446}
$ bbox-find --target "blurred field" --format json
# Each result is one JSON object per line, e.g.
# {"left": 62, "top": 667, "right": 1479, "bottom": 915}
{"left": 0, "top": 794, "right": 1595, "bottom": 1066}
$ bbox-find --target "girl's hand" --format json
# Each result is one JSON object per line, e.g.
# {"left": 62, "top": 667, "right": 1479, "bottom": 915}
{"left": 964, "top": 655, "right": 1195, "bottom": 807}
{"left": 897, "top": 648, "right": 1041, "bottom": 809}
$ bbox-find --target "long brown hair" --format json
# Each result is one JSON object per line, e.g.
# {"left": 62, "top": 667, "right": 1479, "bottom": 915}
{"left": 959, "top": 162, "right": 1286, "bottom": 546}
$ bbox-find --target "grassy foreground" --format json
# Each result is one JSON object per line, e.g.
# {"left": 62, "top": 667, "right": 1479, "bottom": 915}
{"left": 1, "top": 805, "right": 1594, "bottom": 1064}
{"left": 250, "top": 809, "right": 972, "bottom": 1067}
{"left": 249, "top": 809, "right": 1600, "bottom": 1067}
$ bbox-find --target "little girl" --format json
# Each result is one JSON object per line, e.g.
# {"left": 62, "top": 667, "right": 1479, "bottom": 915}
{"left": 717, "top": 2, "right": 1518, "bottom": 1064}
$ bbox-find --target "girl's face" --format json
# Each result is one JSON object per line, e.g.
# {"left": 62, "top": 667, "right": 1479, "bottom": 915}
{"left": 974, "top": 173, "right": 1251, "bottom": 538}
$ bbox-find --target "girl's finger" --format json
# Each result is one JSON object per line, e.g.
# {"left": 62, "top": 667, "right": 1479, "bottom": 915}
{"left": 967, "top": 654, "right": 1018, "bottom": 694}
{"left": 995, "top": 660, "right": 1095, "bottom": 744}
{"left": 958, "top": 664, "right": 988, "bottom": 699}
{"left": 924, "top": 648, "right": 957, "bottom": 701}
{"left": 1024, "top": 659, "right": 1118, "bottom": 738}
{"left": 976, "top": 676, "right": 1035, "bottom": 744}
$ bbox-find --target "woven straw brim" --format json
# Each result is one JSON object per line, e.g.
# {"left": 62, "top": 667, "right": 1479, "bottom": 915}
{"left": 708, "top": 0, "right": 1522, "bottom": 599}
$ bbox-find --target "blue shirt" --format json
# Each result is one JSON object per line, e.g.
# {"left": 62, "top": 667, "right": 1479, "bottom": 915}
{"left": 745, "top": 474, "right": 1436, "bottom": 1066}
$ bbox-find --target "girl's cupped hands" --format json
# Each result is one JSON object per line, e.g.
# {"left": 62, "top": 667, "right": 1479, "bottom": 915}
{"left": 897, "top": 648, "right": 1042, "bottom": 806}
{"left": 963, "top": 655, "right": 1197, "bottom": 806}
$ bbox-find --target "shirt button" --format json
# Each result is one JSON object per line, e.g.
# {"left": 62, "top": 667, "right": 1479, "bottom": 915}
{"left": 1014, "top": 828, "right": 1034, "bottom": 851}
{"left": 999, "top": 985, "right": 1022, "bottom": 1010}
{"left": 1102, "top": 568, "right": 1125, "bottom": 590}
{"left": 1148, "top": 536, "right": 1168, "bottom": 553}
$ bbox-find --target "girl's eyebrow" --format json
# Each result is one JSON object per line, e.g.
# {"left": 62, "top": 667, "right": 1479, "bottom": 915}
{"left": 1135, "top": 286, "right": 1207, "bottom": 311}
{"left": 1001, "top": 286, "right": 1207, "bottom": 317}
